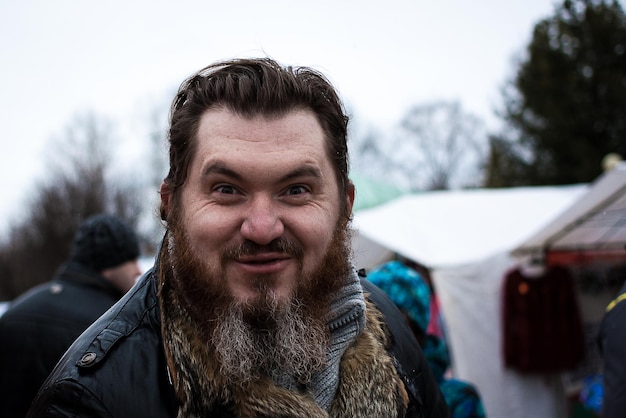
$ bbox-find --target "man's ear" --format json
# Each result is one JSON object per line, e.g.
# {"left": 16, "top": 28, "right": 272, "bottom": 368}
{"left": 346, "top": 181, "right": 355, "bottom": 214}
{"left": 159, "top": 182, "right": 171, "bottom": 221}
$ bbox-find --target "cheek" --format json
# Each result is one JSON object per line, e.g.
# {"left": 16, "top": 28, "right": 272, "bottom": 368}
{"left": 297, "top": 214, "right": 338, "bottom": 263}
{"left": 181, "top": 202, "right": 238, "bottom": 252}
{"left": 186, "top": 222, "right": 232, "bottom": 262}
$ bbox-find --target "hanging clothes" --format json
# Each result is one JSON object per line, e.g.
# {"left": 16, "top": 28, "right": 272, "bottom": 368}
{"left": 502, "top": 264, "right": 585, "bottom": 373}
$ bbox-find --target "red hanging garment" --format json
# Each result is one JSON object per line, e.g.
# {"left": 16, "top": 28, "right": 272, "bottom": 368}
{"left": 502, "top": 265, "right": 585, "bottom": 373}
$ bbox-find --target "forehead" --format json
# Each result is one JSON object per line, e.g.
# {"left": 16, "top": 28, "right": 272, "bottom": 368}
{"left": 193, "top": 108, "right": 332, "bottom": 174}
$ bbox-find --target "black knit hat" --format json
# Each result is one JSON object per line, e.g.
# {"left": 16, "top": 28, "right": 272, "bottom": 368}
{"left": 70, "top": 214, "right": 140, "bottom": 271}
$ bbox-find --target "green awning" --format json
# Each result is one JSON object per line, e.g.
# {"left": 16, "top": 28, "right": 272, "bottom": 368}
{"left": 350, "top": 172, "right": 407, "bottom": 212}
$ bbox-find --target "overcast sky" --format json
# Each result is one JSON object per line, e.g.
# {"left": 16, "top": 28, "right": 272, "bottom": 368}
{"left": 1, "top": 0, "right": 566, "bottom": 232}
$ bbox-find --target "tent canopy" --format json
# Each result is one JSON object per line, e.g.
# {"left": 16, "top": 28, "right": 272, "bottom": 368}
{"left": 352, "top": 184, "right": 587, "bottom": 269}
{"left": 513, "top": 162, "right": 626, "bottom": 255}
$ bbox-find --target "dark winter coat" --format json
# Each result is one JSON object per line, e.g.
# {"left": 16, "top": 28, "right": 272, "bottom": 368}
{"left": 28, "top": 269, "right": 449, "bottom": 417}
{"left": 599, "top": 281, "right": 626, "bottom": 418}
{"left": 0, "top": 262, "right": 124, "bottom": 418}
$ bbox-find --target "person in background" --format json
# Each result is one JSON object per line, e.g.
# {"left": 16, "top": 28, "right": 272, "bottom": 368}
{"left": 598, "top": 278, "right": 626, "bottom": 418}
{"left": 28, "top": 57, "right": 449, "bottom": 417}
{"left": 368, "top": 259, "right": 486, "bottom": 418}
{"left": 0, "top": 213, "right": 141, "bottom": 417}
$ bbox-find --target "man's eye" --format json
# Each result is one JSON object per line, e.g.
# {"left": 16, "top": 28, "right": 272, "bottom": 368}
{"left": 286, "top": 185, "right": 309, "bottom": 196}
{"left": 215, "top": 185, "right": 238, "bottom": 195}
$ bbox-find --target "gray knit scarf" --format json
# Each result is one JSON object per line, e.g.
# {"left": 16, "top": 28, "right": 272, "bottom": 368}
{"left": 273, "top": 269, "right": 366, "bottom": 411}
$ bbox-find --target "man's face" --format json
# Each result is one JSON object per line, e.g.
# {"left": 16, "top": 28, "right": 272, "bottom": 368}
{"left": 167, "top": 107, "right": 353, "bottom": 306}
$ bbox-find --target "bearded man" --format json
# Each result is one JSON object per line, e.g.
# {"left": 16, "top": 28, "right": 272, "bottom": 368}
{"left": 28, "top": 58, "right": 449, "bottom": 418}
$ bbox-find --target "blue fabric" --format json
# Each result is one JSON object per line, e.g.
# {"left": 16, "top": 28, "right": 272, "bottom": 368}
{"left": 425, "top": 335, "right": 486, "bottom": 417}
{"left": 367, "top": 260, "right": 431, "bottom": 332}
{"left": 423, "top": 334, "right": 450, "bottom": 382}
{"left": 440, "top": 379, "right": 487, "bottom": 418}
{"left": 579, "top": 374, "right": 603, "bottom": 413}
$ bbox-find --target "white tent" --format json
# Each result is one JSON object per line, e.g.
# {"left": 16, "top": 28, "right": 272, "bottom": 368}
{"left": 352, "top": 184, "right": 587, "bottom": 270}
{"left": 351, "top": 184, "right": 589, "bottom": 417}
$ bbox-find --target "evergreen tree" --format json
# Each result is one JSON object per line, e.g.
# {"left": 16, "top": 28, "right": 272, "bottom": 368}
{"left": 487, "top": 0, "right": 626, "bottom": 186}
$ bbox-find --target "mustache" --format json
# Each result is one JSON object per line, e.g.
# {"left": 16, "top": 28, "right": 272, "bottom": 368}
{"left": 223, "top": 238, "right": 304, "bottom": 260}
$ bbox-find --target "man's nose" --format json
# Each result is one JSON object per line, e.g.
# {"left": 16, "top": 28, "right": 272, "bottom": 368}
{"left": 240, "top": 196, "right": 284, "bottom": 246}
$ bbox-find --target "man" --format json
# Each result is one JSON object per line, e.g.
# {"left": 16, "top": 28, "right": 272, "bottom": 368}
{"left": 0, "top": 213, "right": 141, "bottom": 417}
{"left": 598, "top": 279, "right": 626, "bottom": 418}
{"left": 28, "top": 58, "right": 449, "bottom": 417}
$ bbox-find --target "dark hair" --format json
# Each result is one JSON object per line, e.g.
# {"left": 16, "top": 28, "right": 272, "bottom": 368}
{"left": 161, "top": 57, "right": 350, "bottom": 219}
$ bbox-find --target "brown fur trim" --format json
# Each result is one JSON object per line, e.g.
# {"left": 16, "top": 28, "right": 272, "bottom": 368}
{"left": 232, "top": 380, "right": 325, "bottom": 417}
{"left": 329, "top": 299, "right": 409, "bottom": 417}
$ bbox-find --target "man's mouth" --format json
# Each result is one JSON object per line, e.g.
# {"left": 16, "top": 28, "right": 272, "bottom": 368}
{"left": 237, "top": 253, "right": 289, "bottom": 263}
{"left": 234, "top": 253, "right": 291, "bottom": 273}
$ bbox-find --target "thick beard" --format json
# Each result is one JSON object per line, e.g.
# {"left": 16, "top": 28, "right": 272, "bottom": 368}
{"left": 163, "top": 211, "right": 353, "bottom": 386}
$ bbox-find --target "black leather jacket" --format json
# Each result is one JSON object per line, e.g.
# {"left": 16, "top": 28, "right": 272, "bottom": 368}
{"left": 28, "top": 269, "right": 449, "bottom": 417}
{"left": 598, "top": 281, "right": 626, "bottom": 418}
{"left": 0, "top": 262, "right": 123, "bottom": 418}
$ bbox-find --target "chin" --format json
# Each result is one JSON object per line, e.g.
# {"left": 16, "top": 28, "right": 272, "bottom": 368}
{"left": 233, "top": 285, "right": 293, "bottom": 307}
{"left": 230, "top": 273, "right": 295, "bottom": 303}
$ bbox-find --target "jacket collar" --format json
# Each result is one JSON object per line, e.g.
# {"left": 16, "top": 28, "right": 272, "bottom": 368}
{"left": 56, "top": 261, "right": 123, "bottom": 298}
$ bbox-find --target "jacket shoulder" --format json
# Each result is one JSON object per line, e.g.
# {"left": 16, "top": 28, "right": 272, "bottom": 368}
{"left": 29, "top": 270, "right": 177, "bottom": 417}
{"left": 27, "top": 379, "right": 113, "bottom": 417}
{"left": 71, "top": 271, "right": 159, "bottom": 367}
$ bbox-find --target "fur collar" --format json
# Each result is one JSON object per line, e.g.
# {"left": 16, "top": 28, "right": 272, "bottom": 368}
{"left": 159, "top": 277, "right": 408, "bottom": 417}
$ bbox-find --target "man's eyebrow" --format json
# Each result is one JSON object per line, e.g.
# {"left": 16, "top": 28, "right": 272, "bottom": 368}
{"left": 280, "top": 165, "right": 322, "bottom": 183}
{"left": 201, "top": 161, "right": 322, "bottom": 183}
{"left": 201, "top": 161, "right": 243, "bottom": 181}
